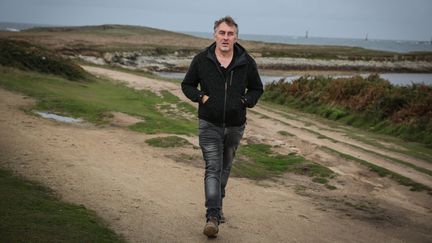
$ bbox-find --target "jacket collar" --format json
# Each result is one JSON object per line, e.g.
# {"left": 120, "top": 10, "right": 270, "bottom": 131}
{"left": 206, "top": 42, "right": 248, "bottom": 70}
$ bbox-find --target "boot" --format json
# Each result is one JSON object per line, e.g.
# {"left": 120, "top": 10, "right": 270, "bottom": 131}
{"left": 203, "top": 216, "right": 219, "bottom": 238}
{"left": 220, "top": 209, "right": 226, "bottom": 223}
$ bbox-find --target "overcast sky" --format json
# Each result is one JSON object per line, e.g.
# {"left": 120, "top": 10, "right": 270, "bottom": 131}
{"left": 1, "top": 0, "right": 431, "bottom": 41}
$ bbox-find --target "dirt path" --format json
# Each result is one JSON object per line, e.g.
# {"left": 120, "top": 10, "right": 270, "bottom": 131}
{"left": 1, "top": 67, "right": 431, "bottom": 242}
{"left": 83, "top": 66, "right": 432, "bottom": 187}
{"left": 253, "top": 106, "right": 432, "bottom": 171}
{"left": 248, "top": 108, "right": 432, "bottom": 188}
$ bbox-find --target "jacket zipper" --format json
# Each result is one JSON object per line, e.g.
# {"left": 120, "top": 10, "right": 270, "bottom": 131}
{"left": 214, "top": 62, "right": 235, "bottom": 128}
{"left": 223, "top": 80, "right": 227, "bottom": 128}
{"left": 222, "top": 71, "right": 234, "bottom": 127}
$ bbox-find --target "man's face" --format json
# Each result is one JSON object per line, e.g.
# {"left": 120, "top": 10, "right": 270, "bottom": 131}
{"left": 214, "top": 22, "right": 237, "bottom": 53}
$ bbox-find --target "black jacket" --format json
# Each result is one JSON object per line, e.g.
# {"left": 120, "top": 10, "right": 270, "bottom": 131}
{"left": 181, "top": 42, "right": 263, "bottom": 127}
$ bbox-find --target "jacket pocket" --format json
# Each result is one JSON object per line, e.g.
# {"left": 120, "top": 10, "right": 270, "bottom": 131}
{"left": 229, "top": 97, "right": 245, "bottom": 111}
{"left": 203, "top": 96, "right": 215, "bottom": 110}
{"left": 225, "top": 97, "right": 246, "bottom": 124}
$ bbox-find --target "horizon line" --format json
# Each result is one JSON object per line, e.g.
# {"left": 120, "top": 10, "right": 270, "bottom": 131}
{"left": 0, "top": 20, "right": 430, "bottom": 43}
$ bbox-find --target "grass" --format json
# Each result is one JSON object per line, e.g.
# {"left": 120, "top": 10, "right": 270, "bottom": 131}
{"left": 261, "top": 100, "right": 432, "bottom": 165}
{"left": 265, "top": 103, "right": 432, "bottom": 177}
{"left": 232, "top": 143, "right": 335, "bottom": 186}
{"left": 293, "top": 112, "right": 432, "bottom": 177}
{"left": 0, "top": 62, "right": 198, "bottom": 241}
{"left": 0, "top": 64, "right": 197, "bottom": 240}
{"left": 0, "top": 66, "right": 197, "bottom": 135}
{"left": 0, "top": 39, "right": 88, "bottom": 81}
{"left": 145, "top": 136, "right": 191, "bottom": 148}
{"left": 258, "top": 98, "right": 432, "bottom": 192}
{"left": 312, "top": 177, "right": 328, "bottom": 184}
{"left": 254, "top": 106, "right": 342, "bottom": 145}
{"left": 322, "top": 146, "right": 431, "bottom": 193}
{"left": 345, "top": 130, "right": 432, "bottom": 165}
{"left": 0, "top": 169, "right": 124, "bottom": 242}
{"left": 263, "top": 75, "right": 432, "bottom": 147}
{"left": 344, "top": 141, "right": 432, "bottom": 177}
{"left": 2, "top": 25, "right": 208, "bottom": 55}
{"left": 277, "top": 130, "right": 294, "bottom": 137}
{"left": 258, "top": 99, "right": 432, "bottom": 185}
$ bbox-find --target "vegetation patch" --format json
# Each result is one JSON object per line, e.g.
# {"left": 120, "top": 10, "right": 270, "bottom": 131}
{"left": 232, "top": 143, "right": 335, "bottom": 186}
{"left": 0, "top": 39, "right": 88, "bottom": 80}
{"left": 277, "top": 130, "right": 294, "bottom": 137}
{"left": 345, "top": 132, "right": 432, "bottom": 165}
{"left": 0, "top": 66, "right": 196, "bottom": 135}
{"left": 155, "top": 91, "right": 196, "bottom": 121}
{"left": 262, "top": 101, "right": 432, "bottom": 171}
{"left": 145, "top": 136, "right": 191, "bottom": 148}
{"left": 0, "top": 169, "right": 124, "bottom": 242}
{"left": 263, "top": 74, "right": 432, "bottom": 147}
{"left": 345, "top": 141, "right": 432, "bottom": 177}
{"left": 322, "top": 146, "right": 431, "bottom": 193}
{"left": 256, "top": 44, "right": 432, "bottom": 62}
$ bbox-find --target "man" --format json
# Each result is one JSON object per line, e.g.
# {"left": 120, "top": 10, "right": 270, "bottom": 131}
{"left": 181, "top": 16, "right": 263, "bottom": 238}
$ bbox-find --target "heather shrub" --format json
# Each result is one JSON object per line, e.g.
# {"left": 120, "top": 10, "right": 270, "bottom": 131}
{"left": 0, "top": 39, "right": 88, "bottom": 81}
{"left": 263, "top": 74, "right": 432, "bottom": 145}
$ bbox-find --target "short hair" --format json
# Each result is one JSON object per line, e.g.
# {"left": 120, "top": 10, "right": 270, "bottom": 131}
{"left": 214, "top": 16, "right": 238, "bottom": 35}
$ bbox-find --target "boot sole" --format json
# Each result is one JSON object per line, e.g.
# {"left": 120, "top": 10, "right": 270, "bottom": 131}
{"left": 203, "top": 225, "right": 218, "bottom": 238}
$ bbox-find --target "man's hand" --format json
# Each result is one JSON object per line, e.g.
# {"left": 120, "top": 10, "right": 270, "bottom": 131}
{"left": 202, "top": 95, "right": 210, "bottom": 104}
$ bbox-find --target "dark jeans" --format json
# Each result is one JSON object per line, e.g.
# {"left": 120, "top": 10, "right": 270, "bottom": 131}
{"left": 198, "top": 119, "right": 245, "bottom": 219}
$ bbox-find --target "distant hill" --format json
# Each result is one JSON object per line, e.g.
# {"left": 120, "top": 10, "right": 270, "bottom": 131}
{"left": 0, "top": 24, "right": 212, "bottom": 56}
{"left": 0, "top": 21, "right": 55, "bottom": 31}
{"left": 1, "top": 24, "right": 430, "bottom": 62}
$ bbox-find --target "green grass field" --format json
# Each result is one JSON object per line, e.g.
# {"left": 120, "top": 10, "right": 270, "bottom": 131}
{"left": 0, "top": 66, "right": 197, "bottom": 135}
{"left": 0, "top": 169, "right": 124, "bottom": 242}
{"left": 233, "top": 144, "right": 335, "bottom": 184}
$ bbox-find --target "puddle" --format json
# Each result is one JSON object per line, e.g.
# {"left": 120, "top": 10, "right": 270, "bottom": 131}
{"left": 34, "top": 111, "right": 82, "bottom": 123}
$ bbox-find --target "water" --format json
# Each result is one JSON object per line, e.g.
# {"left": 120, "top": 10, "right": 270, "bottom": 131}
{"left": 364, "top": 73, "right": 432, "bottom": 86}
{"left": 34, "top": 111, "right": 82, "bottom": 123}
{"left": 157, "top": 71, "right": 288, "bottom": 84}
{"left": 155, "top": 72, "right": 432, "bottom": 86}
{"left": 184, "top": 31, "right": 432, "bottom": 53}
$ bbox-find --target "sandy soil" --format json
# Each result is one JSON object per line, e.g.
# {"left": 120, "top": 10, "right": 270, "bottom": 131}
{"left": 0, "top": 66, "right": 431, "bottom": 242}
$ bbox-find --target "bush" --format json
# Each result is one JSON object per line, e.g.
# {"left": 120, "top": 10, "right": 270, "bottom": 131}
{"left": 0, "top": 38, "right": 88, "bottom": 80}
{"left": 263, "top": 74, "right": 432, "bottom": 146}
